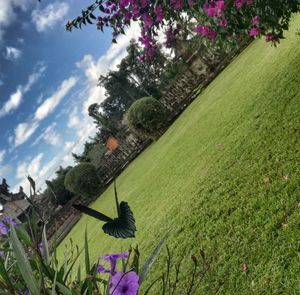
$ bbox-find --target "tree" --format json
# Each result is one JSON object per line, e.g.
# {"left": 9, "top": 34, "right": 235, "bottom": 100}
{"left": 127, "top": 97, "right": 167, "bottom": 138}
{"left": 44, "top": 166, "right": 74, "bottom": 205}
{"left": 64, "top": 163, "right": 102, "bottom": 198}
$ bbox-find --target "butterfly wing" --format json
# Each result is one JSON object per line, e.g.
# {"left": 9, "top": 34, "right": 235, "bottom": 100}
{"left": 102, "top": 201, "right": 136, "bottom": 239}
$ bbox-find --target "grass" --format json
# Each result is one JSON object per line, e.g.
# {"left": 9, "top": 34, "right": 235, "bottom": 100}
{"left": 58, "top": 16, "right": 300, "bottom": 294}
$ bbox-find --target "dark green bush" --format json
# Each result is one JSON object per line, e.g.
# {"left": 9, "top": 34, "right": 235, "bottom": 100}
{"left": 64, "top": 163, "right": 102, "bottom": 198}
{"left": 127, "top": 96, "right": 167, "bottom": 138}
{"left": 44, "top": 174, "right": 74, "bottom": 205}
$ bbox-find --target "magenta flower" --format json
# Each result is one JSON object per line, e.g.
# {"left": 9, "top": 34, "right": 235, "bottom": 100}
{"left": 203, "top": 1, "right": 225, "bottom": 17}
{"left": 265, "top": 33, "right": 274, "bottom": 42}
{"left": 109, "top": 271, "right": 139, "bottom": 295}
{"left": 249, "top": 27, "right": 260, "bottom": 37}
{"left": 251, "top": 16, "right": 261, "bottom": 26}
{"left": 195, "top": 25, "right": 217, "bottom": 40}
{"left": 154, "top": 5, "right": 165, "bottom": 22}
{"left": 170, "top": 0, "right": 183, "bottom": 10}
{"left": 218, "top": 19, "right": 228, "bottom": 27}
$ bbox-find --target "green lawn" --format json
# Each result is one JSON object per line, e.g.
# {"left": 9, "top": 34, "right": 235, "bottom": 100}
{"left": 59, "top": 16, "right": 300, "bottom": 294}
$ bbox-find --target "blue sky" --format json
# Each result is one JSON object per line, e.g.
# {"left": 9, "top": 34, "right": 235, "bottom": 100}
{"left": 0, "top": 0, "right": 141, "bottom": 194}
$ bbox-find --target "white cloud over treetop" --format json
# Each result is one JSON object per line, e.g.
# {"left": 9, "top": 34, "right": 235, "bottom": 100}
{"left": 31, "top": 2, "right": 70, "bottom": 32}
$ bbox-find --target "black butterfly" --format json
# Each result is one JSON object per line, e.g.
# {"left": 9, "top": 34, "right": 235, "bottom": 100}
{"left": 73, "top": 181, "right": 136, "bottom": 239}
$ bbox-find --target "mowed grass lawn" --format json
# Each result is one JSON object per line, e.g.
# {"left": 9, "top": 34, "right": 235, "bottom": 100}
{"left": 58, "top": 16, "right": 300, "bottom": 294}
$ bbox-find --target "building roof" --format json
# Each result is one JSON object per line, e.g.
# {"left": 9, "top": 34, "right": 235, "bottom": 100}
{"left": 2, "top": 199, "right": 30, "bottom": 220}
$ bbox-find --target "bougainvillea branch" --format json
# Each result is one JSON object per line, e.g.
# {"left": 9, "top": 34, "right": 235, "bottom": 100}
{"left": 66, "top": 1, "right": 300, "bottom": 58}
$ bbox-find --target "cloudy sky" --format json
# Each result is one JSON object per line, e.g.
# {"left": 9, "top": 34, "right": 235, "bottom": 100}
{"left": 0, "top": 0, "right": 141, "bottom": 194}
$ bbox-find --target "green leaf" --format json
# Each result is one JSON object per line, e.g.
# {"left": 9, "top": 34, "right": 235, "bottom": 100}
{"left": 84, "top": 228, "right": 93, "bottom": 293}
{"left": 42, "top": 225, "right": 50, "bottom": 264}
{"left": 9, "top": 225, "right": 40, "bottom": 295}
{"left": 56, "top": 281, "right": 72, "bottom": 295}
{"left": 139, "top": 230, "right": 171, "bottom": 284}
{"left": 84, "top": 228, "right": 90, "bottom": 275}
{"left": 0, "top": 256, "right": 14, "bottom": 292}
{"left": 51, "top": 271, "right": 58, "bottom": 295}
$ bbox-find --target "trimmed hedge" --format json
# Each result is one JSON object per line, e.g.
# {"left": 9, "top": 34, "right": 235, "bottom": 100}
{"left": 64, "top": 163, "right": 102, "bottom": 198}
{"left": 44, "top": 174, "right": 74, "bottom": 205}
{"left": 127, "top": 96, "right": 167, "bottom": 138}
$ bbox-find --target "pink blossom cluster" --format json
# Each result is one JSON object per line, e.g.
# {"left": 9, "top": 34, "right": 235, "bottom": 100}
{"left": 203, "top": 0, "right": 226, "bottom": 17}
{"left": 195, "top": 25, "right": 217, "bottom": 40}
{"left": 165, "top": 24, "right": 181, "bottom": 48}
{"left": 94, "top": 0, "right": 283, "bottom": 59}
{"left": 248, "top": 15, "right": 261, "bottom": 37}
{"left": 234, "top": 0, "right": 254, "bottom": 9}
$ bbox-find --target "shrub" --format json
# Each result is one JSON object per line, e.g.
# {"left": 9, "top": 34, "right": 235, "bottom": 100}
{"left": 64, "top": 163, "right": 102, "bottom": 198}
{"left": 44, "top": 174, "right": 74, "bottom": 205}
{"left": 127, "top": 96, "right": 167, "bottom": 138}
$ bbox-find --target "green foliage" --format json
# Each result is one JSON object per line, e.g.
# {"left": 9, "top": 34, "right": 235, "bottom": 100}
{"left": 64, "top": 163, "right": 102, "bottom": 198}
{"left": 127, "top": 97, "right": 167, "bottom": 138}
{"left": 45, "top": 173, "right": 74, "bottom": 205}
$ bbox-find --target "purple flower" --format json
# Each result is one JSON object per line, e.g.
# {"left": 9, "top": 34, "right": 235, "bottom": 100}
{"left": 0, "top": 216, "right": 18, "bottom": 235}
{"left": 109, "top": 271, "right": 139, "bottom": 295}
{"left": 97, "top": 252, "right": 128, "bottom": 274}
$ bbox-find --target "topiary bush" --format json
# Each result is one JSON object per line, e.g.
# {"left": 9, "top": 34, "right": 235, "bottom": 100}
{"left": 64, "top": 163, "right": 102, "bottom": 198}
{"left": 127, "top": 96, "right": 167, "bottom": 138}
{"left": 44, "top": 174, "right": 74, "bottom": 205}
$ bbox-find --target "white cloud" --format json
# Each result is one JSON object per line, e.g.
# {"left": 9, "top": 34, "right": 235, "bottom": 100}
{"left": 0, "top": 150, "right": 6, "bottom": 164}
{"left": 32, "top": 2, "right": 69, "bottom": 32}
{"left": 0, "top": 63, "right": 46, "bottom": 118}
{"left": 0, "top": 88, "right": 22, "bottom": 116}
{"left": 14, "top": 76, "right": 77, "bottom": 147}
{"left": 32, "top": 123, "right": 61, "bottom": 147}
{"left": 67, "top": 107, "right": 80, "bottom": 128}
{"left": 0, "top": 165, "right": 11, "bottom": 178}
{"left": 0, "top": 0, "right": 31, "bottom": 41}
{"left": 34, "top": 76, "right": 77, "bottom": 121}
{"left": 14, "top": 153, "right": 45, "bottom": 194}
{"left": 14, "top": 121, "right": 39, "bottom": 146}
{"left": 4, "top": 46, "right": 22, "bottom": 60}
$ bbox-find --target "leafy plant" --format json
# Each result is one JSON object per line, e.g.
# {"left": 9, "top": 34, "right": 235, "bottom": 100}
{"left": 127, "top": 97, "right": 167, "bottom": 138}
{"left": 64, "top": 163, "right": 102, "bottom": 198}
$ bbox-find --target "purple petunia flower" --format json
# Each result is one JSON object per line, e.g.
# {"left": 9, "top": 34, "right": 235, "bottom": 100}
{"left": 97, "top": 252, "right": 128, "bottom": 274}
{"left": 0, "top": 216, "right": 18, "bottom": 235}
{"left": 109, "top": 271, "right": 139, "bottom": 295}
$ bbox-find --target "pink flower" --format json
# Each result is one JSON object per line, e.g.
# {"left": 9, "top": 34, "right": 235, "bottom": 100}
{"left": 265, "top": 33, "right": 274, "bottom": 42}
{"left": 251, "top": 16, "right": 261, "bottom": 26}
{"left": 170, "top": 0, "right": 183, "bottom": 10}
{"left": 142, "top": 13, "right": 154, "bottom": 29}
{"left": 154, "top": 5, "right": 164, "bottom": 22}
{"left": 203, "top": 1, "right": 225, "bottom": 17}
{"left": 218, "top": 19, "right": 228, "bottom": 27}
{"left": 195, "top": 25, "right": 217, "bottom": 40}
{"left": 249, "top": 27, "right": 260, "bottom": 37}
{"left": 234, "top": 0, "right": 244, "bottom": 9}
